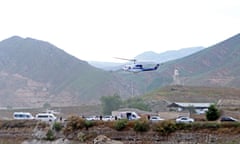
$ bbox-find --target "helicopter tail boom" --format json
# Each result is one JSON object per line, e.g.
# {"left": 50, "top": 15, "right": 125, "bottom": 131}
{"left": 141, "top": 64, "right": 160, "bottom": 72}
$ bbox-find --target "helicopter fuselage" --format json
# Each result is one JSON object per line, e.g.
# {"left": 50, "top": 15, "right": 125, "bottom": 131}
{"left": 122, "top": 64, "right": 159, "bottom": 73}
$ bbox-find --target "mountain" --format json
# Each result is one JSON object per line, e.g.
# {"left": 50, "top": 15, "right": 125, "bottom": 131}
{"left": 1, "top": 33, "right": 240, "bottom": 108}
{"left": 88, "top": 61, "right": 123, "bottom": 71}
{"left": 155, "top": 33, "right": 240, "bottom": 88}
{"left": 0, "top": 36, "right": 134, "bottom": 107}
{"left": 89, "top": 47, "right": 204, "bottom": 70}
{"left": 135, "top": 47, "right": 204, "bottom": 63}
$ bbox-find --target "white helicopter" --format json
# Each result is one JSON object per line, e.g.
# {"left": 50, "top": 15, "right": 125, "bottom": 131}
{"left": 115, "top": 57, "right": 160, "bottom": 73}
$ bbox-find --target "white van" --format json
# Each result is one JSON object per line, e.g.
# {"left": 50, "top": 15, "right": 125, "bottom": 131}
{"left": 35, "top": 113, "right": 57, "bottom": 122}
{"left": 13, "top": 112, "right": 34, "bottom": 120}
{"left": 113, "top": 111, "right": 141, "bottom": 120}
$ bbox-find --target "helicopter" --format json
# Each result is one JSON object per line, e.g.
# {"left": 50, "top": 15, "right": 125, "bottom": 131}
{"left": 115, "top": 57, "right": 160, "bottom": 73}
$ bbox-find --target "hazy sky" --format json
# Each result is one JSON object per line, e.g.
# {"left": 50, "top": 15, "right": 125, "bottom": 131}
{"left": 0, "top": 0, "right": 239, "bottom": 62}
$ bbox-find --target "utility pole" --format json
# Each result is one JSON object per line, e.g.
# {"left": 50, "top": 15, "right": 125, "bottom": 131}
{"left": 131, "top": 79, "right": 134, "bottom": 97}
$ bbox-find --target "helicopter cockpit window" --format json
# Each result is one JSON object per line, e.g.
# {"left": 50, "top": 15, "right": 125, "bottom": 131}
{"left": 136, "top": 64, "right": 143, "bottom": 68}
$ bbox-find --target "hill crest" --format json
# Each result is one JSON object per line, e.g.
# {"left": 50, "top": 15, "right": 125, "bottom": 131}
{"left": 0, "top": 36, "right": 133, "bottom": 107}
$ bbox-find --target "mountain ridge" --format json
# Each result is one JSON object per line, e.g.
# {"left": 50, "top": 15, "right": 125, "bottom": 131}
{"left": 135, "top": 46, "right": 204, "bottom": 63}
{"left": 89, "top": 47, "right": 205, "bottom": 70}
{"left": 0, "top": 36, "right": 133, "bottom": 107}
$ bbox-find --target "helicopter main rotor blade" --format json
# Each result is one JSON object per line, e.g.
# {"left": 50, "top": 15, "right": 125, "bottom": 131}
{"left": 113, "top": 57, "right": 137, "bottom": 63}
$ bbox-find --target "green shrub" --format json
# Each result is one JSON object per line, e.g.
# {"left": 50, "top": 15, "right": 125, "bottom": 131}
{"left": 153, "top": 120, "right": 176, "bottom": 136}
{"left": 133, "top": 120, "right": 150, "bottom": 132}
{"left": 206, "top": 104, "right": 220, "bottom": 121}
{"left": 84, "top": 120, "right": 95, "bottom": 130}
{"left": 46, "top": 129, "right": 55, "bottom": 141}
{"left": 65, "top": 115, "right": 85, "bottom": 132}
{"left": 113, "top": 119, "right": 128, "bottom": 131}
{"left": 52, "top": 122, "right": 62, "bottom": 132}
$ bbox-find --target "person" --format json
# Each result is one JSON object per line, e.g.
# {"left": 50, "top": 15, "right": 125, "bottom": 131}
{"left": 147, "top": 115, "right": 150, "bottom": 120}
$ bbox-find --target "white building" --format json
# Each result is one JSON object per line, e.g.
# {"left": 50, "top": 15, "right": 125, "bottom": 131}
{"left": 167, "top": 102, "right": 214, "bottom": 114}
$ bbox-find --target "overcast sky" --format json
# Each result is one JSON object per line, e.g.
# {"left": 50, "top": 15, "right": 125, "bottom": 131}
{"left": 0, "top": 0, "right": 240, "bottom": 62}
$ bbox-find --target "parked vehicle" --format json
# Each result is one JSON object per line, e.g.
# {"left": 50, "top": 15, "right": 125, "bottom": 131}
{"left": 196, "top": 108, "right": 208, "bottom": 114}
{"left": 112, "top": 111, "right": 141, "bottom": 120}
{"left": 85, "top": 115, "right": 100, "bottom": 121}
{"left": 176, "top": 117, "right": 194, "bottom": 123}
{"left": 102, "top": 115, "right": 115, "bottom": 121}
{"left": 220, "top": 116, "right": 239, "bottom": 122}
{"left": 13, "top": 112, "right": 34, "bottom": 120}
{"left": 35, "top": 113, "right": 57, "bottom": 122}
{"left": 150, "top": 116, "right": 164, "bottom": 122}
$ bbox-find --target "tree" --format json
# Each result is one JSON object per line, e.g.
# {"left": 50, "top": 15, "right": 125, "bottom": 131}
{"left": 123, "top": 97, "right": 150, "bottom": 111}
{"left": 100, "top": 94, "right": 122, "bottom": 115}
{"left": 188, "top": 105, "right": 196, "bottom": 114}
{"left": 206, "top": 104, "right": 220, "bottom": 121}
{"left": 43, "top": 103, "right": 51, "bottom": 109}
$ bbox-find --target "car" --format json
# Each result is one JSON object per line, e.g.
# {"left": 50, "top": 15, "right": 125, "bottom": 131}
{"left": 85, "top": 115, "right": 100, "bottom": 121}
{"left": 102, "top": 115, "right": 115, "bottom": 121}
{"left": 220, "top": 116, "right": 239, "bottom": 122}
{"left": 196, "top": 108, "right": 208, "bottom": 114}
{"left": 35, "top": 113, "right": 57, "bottom": 122}
{"left": 150, "top": 116, "right": 164, "bottom": 122}
{"left": 13, "top": 112, "right": 35, "bottom": 120}
{"left": 176, "top": 117, "right": 194, "bottom": 123}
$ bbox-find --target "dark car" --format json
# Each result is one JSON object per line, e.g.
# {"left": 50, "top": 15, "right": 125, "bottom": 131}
{"left": 220, "top": 116, "right": 239, "bottom": 122}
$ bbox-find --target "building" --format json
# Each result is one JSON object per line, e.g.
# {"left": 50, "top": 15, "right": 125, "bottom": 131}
{"left": 167, "top": 102, "right": 213, "bottom": 114}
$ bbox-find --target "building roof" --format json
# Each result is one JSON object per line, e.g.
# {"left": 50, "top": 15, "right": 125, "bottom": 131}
{"left": 168, "top": 102, "right": 213, "bottom": 108}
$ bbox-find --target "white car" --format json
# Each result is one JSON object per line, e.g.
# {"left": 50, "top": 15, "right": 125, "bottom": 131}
{"left": 13, "top": 112, "right": 35, "bottom": 120}
{"left": 102, "top": 115, "right": 115, "bottom": 121}
{"left": 35, "top": 113, "right": 57, "bottom": 122}
{"left": 85, "top": 115, "right": 100, "bottom": 121}
{"left": 176, "top": 117, "right": 194, "bottom": 123}
{"left": 150, "top": 116, "right": 164, "bottom": 122}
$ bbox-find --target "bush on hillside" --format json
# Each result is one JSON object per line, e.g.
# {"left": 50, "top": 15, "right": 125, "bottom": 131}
{"left": 64, "top": 115, "right": 86, "bottom": 132}
{"left": 45, "top": 129, "right": 55, "bottom": 141}
{"left": 52, "top": 122, "right": 62, "bottom": 132}
{"left": 113, "top": 119, "right": 128, "bottom": 131}
{"left": 153, "top": 120, "right": 177, "bottom": 136}
{"left": 206, "top": 104, "right": 220, "bottom": 121}
{"left": 133, "top": 120, "right": 150, "bottom": 132}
